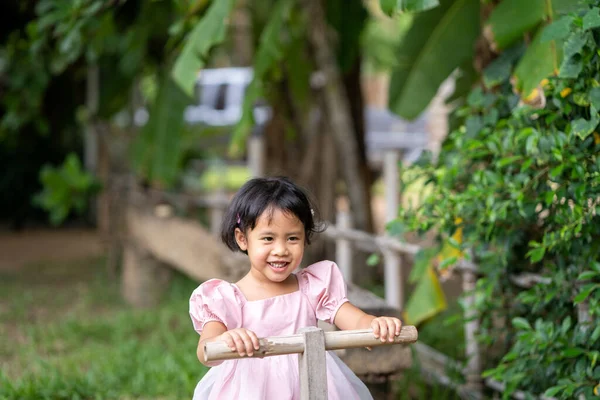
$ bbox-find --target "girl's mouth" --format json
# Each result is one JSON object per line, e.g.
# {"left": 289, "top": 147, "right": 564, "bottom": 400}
{"left": 268, "top": 262, "right": 289, "bottom": 270}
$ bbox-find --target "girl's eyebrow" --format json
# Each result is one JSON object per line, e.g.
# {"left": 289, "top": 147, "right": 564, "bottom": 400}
{"left": 258, "top": 230, "right": 304, "bottom": 236}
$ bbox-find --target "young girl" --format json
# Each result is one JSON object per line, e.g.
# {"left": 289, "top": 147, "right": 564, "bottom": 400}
{"left": 189, "top": 176, "right": 402, "bottom": 400}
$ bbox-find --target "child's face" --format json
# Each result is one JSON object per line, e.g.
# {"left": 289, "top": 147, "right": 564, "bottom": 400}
{"left": 235, "top": 207, "right": 305, "bottom": 284}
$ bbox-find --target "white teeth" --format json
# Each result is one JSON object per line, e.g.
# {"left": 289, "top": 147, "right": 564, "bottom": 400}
{"left": 269, "top": 262, "right": 287, "bottom": 268}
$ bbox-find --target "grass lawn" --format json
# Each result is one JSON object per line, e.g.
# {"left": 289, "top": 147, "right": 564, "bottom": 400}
{"left": 0, "top": 257, "right": 208, "bottom": 400}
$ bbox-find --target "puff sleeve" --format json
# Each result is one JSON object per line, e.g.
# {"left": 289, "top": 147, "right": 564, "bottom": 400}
{"left": 300, "top": 260, "right": 349, "bottom": 324}
{"left": 189, "top": 279, "right": 243, "bottom": 335}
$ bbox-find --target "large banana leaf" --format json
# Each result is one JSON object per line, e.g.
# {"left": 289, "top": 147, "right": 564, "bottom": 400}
{"left": 131, "top": 75, "right": 191, "bottom": 186}
{"left": 485, "top": 0, "right": 587, "bottom": 52}
{"left": 513, "top": 28, "right": 563, "bottom": 100}
{"left": 388, "top": 0, "right": 480, "bottom": 120}
{"left": 484, "top": 0, "right": 546, "bottom": 51}
{"left": 228, "top": 0, "right": 294, "bottom": 156}
{"left": 403, "top": 266, "right": 447, "bottom": 326}
{"left": 380, "top": 0, "right": 440, "bottom": 15}
{"left": 171, "top": 0, "right": 237, "bottom": 97}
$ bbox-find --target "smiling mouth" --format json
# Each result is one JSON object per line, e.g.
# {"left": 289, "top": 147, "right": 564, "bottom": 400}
{"left": 268, "top": 262, "right": 289, "bottom": 269}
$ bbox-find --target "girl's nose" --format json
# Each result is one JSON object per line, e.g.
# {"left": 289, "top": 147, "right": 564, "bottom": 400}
{"left": 272, "top": 242, "right": 289, "bottom": 256}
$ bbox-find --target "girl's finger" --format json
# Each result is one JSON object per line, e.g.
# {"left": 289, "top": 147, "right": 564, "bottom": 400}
{"left": 240, "top": 331, "right": 255, "bottom": 356}
{"left": 223, "top": 333, "right": 236, "bottom": 351}
{"left": 378, "top": 320, "right": 388, "bottom": 342}
{"left": 229, "top": 331, "right": 247, "bottom": 356}
{"left": 247, "top": 330, "right": 260, "bottom": 350}
{"left": 371, "top": 319, "right": 381, "bottom": 339}
{"left": 395, "top": 319, "right": 403, "bottom": 335}
{"left": 386, "top": 319, "right": 396, "bottom": 342}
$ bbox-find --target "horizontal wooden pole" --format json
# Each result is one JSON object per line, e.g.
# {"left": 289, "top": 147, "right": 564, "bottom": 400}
{"left": 204, "top": 325, "right": 418, "bottom": 362}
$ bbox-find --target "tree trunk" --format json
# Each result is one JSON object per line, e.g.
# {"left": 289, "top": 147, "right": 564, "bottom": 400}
{"left": 302, "top": 0, "right": 373, "bottom": 236}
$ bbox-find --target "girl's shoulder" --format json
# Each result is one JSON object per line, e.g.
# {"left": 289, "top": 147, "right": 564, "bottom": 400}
{"left": 297, "top": 260, "right": 345, "bottom": 291}
{"left": 190, "top": 278, "right": 245, "bottom": 305}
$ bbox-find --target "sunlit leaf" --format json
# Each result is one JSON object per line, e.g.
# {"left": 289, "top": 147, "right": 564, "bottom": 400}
{"left": 171, "top": 0, "right": 236, "bottom": 96}
{"left": 132, "top": 75, "right": 191, "bottom": 185}
{"left": 513, "top": 29, "right": 563, "bottom": 99}
{"left": 380, "top": 0, "right": 440, "bottom": 15}
{"left": 229, "top": 0, "right": 294, "bottom": 156}
{"left": 485, "top": 0, "right": 545, "bottom": 51}
{"left": 403, "top": 266, "right": 447, "bottom": 326}
{"left": 388, "top": 0, "right": 480, "bottom": 120}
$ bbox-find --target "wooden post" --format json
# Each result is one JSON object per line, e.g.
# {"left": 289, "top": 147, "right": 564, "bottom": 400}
{"left": 298, "top": 327, "right": 328, "bottom": 400}
{"left": 462, "top": 267, "right": 482, "bottom": 398}
{"left": 210, "top": 186, "right": 227, "bottom": 237}
{"left": 335, "top": 210, "right": 352, "bottom": 282}
{"left": 383, "top": 150, "right": 403, "bottom": 309}
{"left": 248, "top": 134, "right": 264, "bottom": 177}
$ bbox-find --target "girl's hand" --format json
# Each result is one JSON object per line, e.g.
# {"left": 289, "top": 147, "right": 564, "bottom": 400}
{"left": 371, "top": 316, "right": 402, "bottom": 343}
{"left": 218, "top": 328, "right": 260, "bottom": 357}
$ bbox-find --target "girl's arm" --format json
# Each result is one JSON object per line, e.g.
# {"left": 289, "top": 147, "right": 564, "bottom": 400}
{"left": 197, "top": 322, "right": 260, "bottom": 367}
{"left": 333, "top": 302, "right": 402, "bottom": 342}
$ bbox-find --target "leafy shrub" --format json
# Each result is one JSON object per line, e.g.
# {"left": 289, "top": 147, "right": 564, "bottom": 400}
{"left": 394, "top": 3, "right": 600, "bottom": 398}
{"left": 33, "top": 153, "right": 101, "bottom": 225}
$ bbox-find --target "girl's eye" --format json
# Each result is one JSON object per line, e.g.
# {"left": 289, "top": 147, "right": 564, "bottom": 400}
{"left": 288, "top": 237, "right": 299, "bottom": 242}
{"left": 262, "top": 237, "right": 273, "bottom": 242}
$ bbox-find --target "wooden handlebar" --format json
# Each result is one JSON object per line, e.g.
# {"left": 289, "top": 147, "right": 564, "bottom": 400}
{"left": 204, "top": 325, "right": 418, "bottom": 362}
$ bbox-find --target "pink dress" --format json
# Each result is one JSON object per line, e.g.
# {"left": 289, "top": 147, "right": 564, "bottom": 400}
{"left": 189, "top": 260, "right": 373, "bottom": 400}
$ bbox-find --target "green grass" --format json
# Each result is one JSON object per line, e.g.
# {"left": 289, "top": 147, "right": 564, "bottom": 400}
{"left": 0, "top": 257, "right": 208, "bottom": 400}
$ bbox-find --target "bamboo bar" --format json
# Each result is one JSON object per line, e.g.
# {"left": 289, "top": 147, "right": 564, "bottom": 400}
{"left": 204, "top": 326, "right": 418, "bottom": 362}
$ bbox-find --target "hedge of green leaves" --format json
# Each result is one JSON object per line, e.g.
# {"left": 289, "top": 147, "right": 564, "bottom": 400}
{"left": 396, "top": 4, "right": 600, "bottom": 398}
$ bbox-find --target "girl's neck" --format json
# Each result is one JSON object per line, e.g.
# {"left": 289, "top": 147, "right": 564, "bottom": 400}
{"left": 236, "top": 273, "right": 299, "bottom": 301}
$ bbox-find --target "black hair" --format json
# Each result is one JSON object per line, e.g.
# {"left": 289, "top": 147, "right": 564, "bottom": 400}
{"left": 220, "top": 176, "right": 324, "bottom": 253}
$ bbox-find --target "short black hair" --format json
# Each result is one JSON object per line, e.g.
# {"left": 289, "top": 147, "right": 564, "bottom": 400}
{"left": 220, "top": 176, "right": 324, "bottom": 253}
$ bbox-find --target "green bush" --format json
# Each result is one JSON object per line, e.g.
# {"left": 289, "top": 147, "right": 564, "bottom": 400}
{"left": 33, "top": 153, "right": 101, "bottom": 225}
{"left": 394, "top": 4, "right": 600, "bottom": 398}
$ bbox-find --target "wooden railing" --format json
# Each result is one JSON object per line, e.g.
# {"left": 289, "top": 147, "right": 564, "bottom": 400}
{"left": 204, "top": 326, "right": 419, "bottom": 400}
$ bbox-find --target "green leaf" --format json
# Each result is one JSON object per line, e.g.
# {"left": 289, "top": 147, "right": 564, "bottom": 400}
{"left": 485, "top": 0, "right": 545, "bottom": 51}
{"left": 409, "top": 248, "right": 437, "bottom": 283}
{"left": 563, "top": 31, "right": 591, "bottom": 60}
{"left": 583, "top": 7, "right": 600, "bottom": 30}
{"left": 403, "top": 266, "right": 447, "bottom": 326}
{"left": 229, "top": 0, "right": 294, "bottom": 156}
{"left": 497, "top": 156, "right": 522, "bottom": 167}
{"left": 559, "top": 55, "right": 583, "bottom": 78}
{"left": 380, "top": 0, "right": 440, "bottom": 16}
{"left": 483, "top": 43, "right": 525, "bottom": 88}
{"left": 574, "top": 284, "right": 599, "bottom": 304}
{"left": 578, "top": 271, "right": 599, "bottom": 281}
{"left": 571, "top": 112, "right": 600, "bottom": 140}
{"left": 562, "top": 348, "right": 586, "bottom": 358}
{"left": 512, "top": 317, "right": 532, "bottom": 330}
{"left": 513, "top": 29, "right": 563, "bottom": 97}
{"left": 589, "top": 87, "right": 600, "bottom": 110}
{"left": 366, "top": 253, "right": 381, "bottom": 267}
{"left": 544, "top": 386, "right": 566, "bottom": 397}
{"left": 388, "top": 0, "right": 480, "bottom": 119}
{"left": 550, "top": 164, "right": 564, "bottom": 178}
{"left": 438, "top": 256, "right": 458, "bottom": 270}
{"left": 541, "top": 16, "right": 574, "bottom": 42}
{"left": 527, "top": 246, "right": 545, "bottom": 262}
{"left": 132, "top": 75, "right": 191, "bottom": 185}
{"left": 171, "top": 0, "right": 236, "bottom": 96}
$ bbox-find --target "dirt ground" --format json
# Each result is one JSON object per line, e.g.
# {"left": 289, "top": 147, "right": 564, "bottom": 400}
{"left": 0, "top": 228, "right": 104, "bottom": 271}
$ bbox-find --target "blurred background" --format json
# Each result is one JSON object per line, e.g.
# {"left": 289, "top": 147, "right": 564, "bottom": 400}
{"left": 2, "top": 0, "right": 599, "bottom": 399}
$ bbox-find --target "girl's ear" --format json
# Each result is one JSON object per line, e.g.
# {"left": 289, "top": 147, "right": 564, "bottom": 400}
{"left": 234, "top": 228, "right": 248, "bottom": 251}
